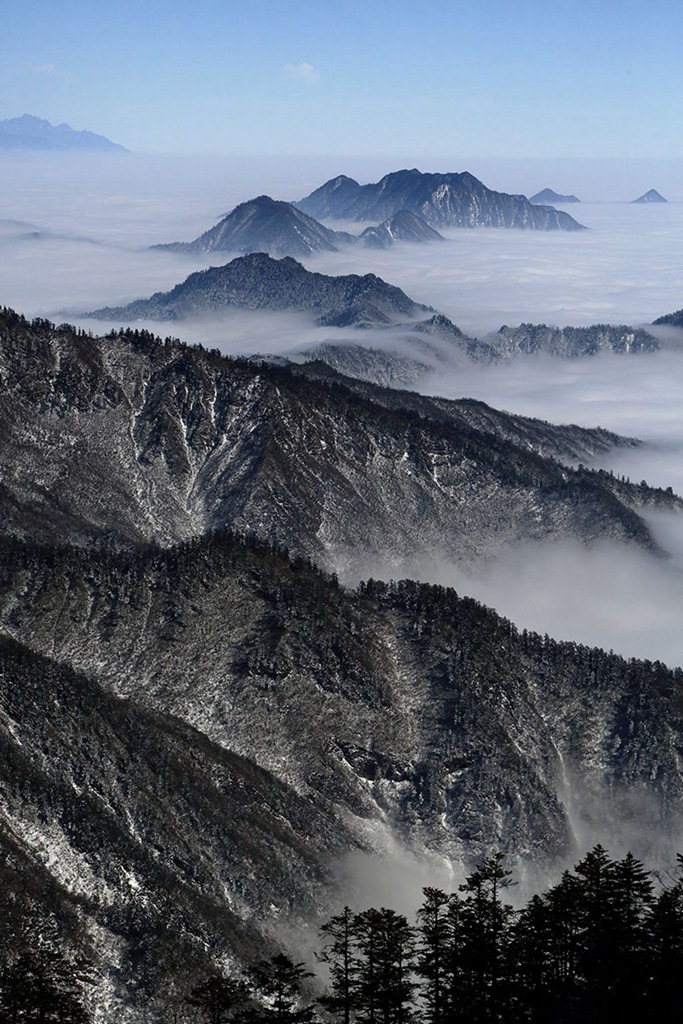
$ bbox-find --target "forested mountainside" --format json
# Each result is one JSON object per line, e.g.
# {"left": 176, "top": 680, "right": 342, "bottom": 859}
{"left": 2, "top": 308, "right": 683, "bottom": 1020}
{"left": 2, "top": 529, "right": 683, "bottom": 1018}
{"left": 491, "top": 322, "right": 659, "bottom": 357}
{"left": 0, "top": 309, "right": 675, "bottom": 570}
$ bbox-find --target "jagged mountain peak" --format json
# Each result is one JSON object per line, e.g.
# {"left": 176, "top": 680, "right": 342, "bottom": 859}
{"left": 153, "top": 194, "right": 345, "bottom": 258}
{"left": 297, "top": 167, "right": 585, "bottom": 230}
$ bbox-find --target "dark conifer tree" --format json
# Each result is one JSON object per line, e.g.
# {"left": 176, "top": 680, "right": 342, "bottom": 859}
{"left": 187, "top": 975, "right": 250, "bottom": 1024}
{"left": 415, "top": 888, "right": 453, "bottom": 1024}
{"left": 608, "top": 852, "right": 653, "bottom": 1016}
{"left": 353, "top": 908, "right": 416, "bottom": 1024}
{"left": 251, "top": 954, "right": 314, "bottom": 1024}
{"left": 457, "top": 853, "right": 514, "bottom": 1022}
{"left": 509, "top": 893, "right": 555, "bottom": 1024}
{"left": 317, "top": 907, "right": 359, "bottom": 1024}
{"left": 646, "top": 854, "right": 683, "bottom": 1020}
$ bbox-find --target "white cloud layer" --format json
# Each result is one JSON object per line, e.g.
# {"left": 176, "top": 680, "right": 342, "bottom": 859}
{"left": 283, "top": 61, "right": 318, "bottom": 84}
{"left": 3, "top": 154, "right": 683, "bottom": 671}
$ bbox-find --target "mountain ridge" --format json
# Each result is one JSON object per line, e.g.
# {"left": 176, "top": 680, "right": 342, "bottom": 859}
{"left": 86, "top": 252, "right": 431, "bottom": 326}
{"left": 297, "top": 168, "right": 585, "bottom": 230}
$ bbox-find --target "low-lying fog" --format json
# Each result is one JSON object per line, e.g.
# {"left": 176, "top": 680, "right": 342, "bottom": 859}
{"left": 3, "top": 153, "right": 683, "bottom": 669}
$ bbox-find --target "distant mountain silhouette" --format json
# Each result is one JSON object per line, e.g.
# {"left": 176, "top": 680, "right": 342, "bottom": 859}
{"left": 529, "top": 188, "right": 580, "bottom": 204}
{"left": 652, "top": 307, "right": 683, "bottom": 327}
{"left": 0, "top": 114, "right": 127, "bottom": 152}
{"left": 632, "top": 189, "right": 667, "bottom": 204}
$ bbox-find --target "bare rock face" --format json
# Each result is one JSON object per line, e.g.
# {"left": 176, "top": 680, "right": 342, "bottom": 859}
{"left": 297, "top": 168, "right": 586, "bottom": 230}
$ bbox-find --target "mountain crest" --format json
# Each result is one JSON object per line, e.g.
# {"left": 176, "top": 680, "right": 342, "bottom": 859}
{"left": 87, "top": 252, "right": 432, "bottom": 325}
{"left": 297, "top": 168, "right": 585, "bottom": 230}
{"left": 153, "top": 194, "right": 344, "bottom": 258}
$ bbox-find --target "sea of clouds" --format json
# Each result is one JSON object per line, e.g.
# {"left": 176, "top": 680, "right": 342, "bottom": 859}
{"left": 2, "top": 152, "right": 683, "bottom": 672}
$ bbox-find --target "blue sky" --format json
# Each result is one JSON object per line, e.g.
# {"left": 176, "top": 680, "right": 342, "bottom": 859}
{"left": 2, "top": 0, "right": 683, "bottom": 159}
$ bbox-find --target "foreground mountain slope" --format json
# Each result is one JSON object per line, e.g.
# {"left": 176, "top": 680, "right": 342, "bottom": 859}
{"left": 3, "top": 531, "right": 683, "bottom": 868}
{"left": 0, "top": 308, "right": 670, "bottom": 570}
{"left": 0, "top": 627, "right": 352, "bottom": 1014}
{"left": 87, "top": 252, "right": 430, "bottom": 326}
{"left": 297, "top": 168, "right": 585, "bottom": 230}
{"left": 2, "top": 530, "right": 683, "bottom": 1018}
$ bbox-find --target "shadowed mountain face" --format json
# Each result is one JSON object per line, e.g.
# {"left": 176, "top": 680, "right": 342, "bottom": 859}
{"left": 297, "top": 168, "right": 585, "bottom": 230}
{"left": 87, "top": 252, "right": 431, "bottom": 326}
{"left": 151, "top": 197, "right": 442, "bottom": 259}
{"left": 153, "top": 195, "right": 347, "bottom": 257}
